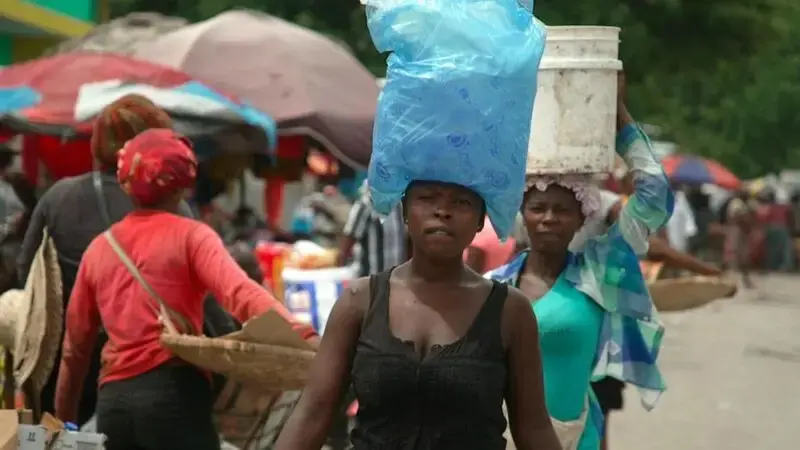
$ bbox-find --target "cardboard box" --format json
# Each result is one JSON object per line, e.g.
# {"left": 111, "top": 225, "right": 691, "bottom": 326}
{"left": 0, "top": 410, "right": 18, "bottom": 450}
{"left": 1, "top": 409, "right": 34, "bottom": 450}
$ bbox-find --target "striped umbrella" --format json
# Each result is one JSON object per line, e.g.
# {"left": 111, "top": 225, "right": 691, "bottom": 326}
{"left": 661, "top": 154, "right": 741, "bottom": 190}
{"left": 0, "top": 52, "right": 277, "bottom": 181}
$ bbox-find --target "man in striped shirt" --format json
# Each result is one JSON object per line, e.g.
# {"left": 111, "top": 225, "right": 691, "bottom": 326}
{"left": 337, "top": 191, "right": 406, "bottom": 276}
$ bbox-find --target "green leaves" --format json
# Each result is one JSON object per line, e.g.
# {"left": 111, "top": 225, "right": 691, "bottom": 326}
{"left": 108, "top": 0, "right": 799, "bottom": 177}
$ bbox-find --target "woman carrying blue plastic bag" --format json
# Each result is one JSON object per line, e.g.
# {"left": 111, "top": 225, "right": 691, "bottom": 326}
{"left": 275, "top": 0, "right": 561, "bottom": 449}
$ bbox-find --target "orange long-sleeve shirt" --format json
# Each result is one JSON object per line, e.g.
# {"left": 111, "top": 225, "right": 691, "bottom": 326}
{"left": 55, "top": 210, "right": 316, "bottom": 422}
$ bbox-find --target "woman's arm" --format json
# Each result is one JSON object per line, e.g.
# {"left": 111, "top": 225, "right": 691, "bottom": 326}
{"left": 610, "top": 107, "right": 674, "bottom": 256}
{"left": 336, "top": 198, "right": 370, "bottom": 266}
{"left": 275, "top": 278, "right": 368, "bottom": 450}
{"left": 187, "top": 224, "right": 316, "bottom": 340}
{"left": 55, "top": 254, "right": 100, "bottom": 423}
{"left": 503, "top": 287, "right": 561, "bottom": 450}
{"left": 606, "top": 202, "right": 721, "bottom": 276}
{"left": 647, "top": 238, "right": 721, "bottom": 276}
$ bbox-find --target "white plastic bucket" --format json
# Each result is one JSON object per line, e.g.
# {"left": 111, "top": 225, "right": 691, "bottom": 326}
{"left": 527, "top": 26, "right": 622, "bottom": 175}
{"left": 283, "top": 266, "right": 355, "bottom": 334}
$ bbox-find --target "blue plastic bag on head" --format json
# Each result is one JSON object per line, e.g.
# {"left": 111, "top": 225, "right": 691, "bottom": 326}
{"left": 364, "top": 0, "right": 546, "bottom": 238}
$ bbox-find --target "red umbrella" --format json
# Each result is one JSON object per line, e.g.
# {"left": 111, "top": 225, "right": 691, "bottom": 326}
{"left": 0, "top": 52, "right": 273, "bottom": 183}
{"left": 661, "top": 154, "right": 741, "bottom": 190}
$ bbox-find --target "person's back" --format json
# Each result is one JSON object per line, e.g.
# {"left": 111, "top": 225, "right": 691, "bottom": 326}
{"left": 17, "top": 94, "right": 187, "bottom": 426}
{"left": 21, "top": 173, "right": 137, "bottom": 293}
{"left": 83, "top": 212, "right": 216, "bottom": 380}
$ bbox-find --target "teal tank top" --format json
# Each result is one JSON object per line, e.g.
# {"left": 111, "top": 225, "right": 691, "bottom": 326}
{"left": 533, "top": 275, "right": 604, "bottom": 449}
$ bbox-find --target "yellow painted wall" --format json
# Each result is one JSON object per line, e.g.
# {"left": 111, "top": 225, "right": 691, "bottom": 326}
{"left": 0, "top": 0, "right": 94, "bottom": 38}
{"left": 0, "top": 0, "right": 107, "bottom": 63}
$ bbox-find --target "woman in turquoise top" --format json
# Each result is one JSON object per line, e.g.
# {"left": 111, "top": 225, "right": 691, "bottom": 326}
{"left": 487, "top": 76, "right": 673, "bottom": 450}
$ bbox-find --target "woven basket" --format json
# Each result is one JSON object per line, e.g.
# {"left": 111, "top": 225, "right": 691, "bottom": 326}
{"left": 160, "top": 311, "right": 316, "bottom": 392}
{"left": 648, "top": 276, "right": 737, "bottom": 312}
{"left": 161, "top": 334, "right": 314, "bottom": 391}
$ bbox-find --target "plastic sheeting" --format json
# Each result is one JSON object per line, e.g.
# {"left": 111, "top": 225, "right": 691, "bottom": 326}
{"left": 364, "top": 0, "right": 546, "bottom": 237}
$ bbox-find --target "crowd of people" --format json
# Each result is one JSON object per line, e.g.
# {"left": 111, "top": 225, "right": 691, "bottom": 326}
{"left": 0, "top": 6, "right": 789, "bottom": 450}
{"left": 0, "top": 82, "right": 786, "bottom": 450}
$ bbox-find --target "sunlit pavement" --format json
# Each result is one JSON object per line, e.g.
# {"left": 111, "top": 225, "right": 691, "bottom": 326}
{"left": 608, "top": 273, "right": 800, "bottom": 450}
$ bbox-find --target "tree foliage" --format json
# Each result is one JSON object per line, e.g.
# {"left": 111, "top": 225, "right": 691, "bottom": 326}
{"left": 111, "top": 0, "right": 800, "bottom": 178}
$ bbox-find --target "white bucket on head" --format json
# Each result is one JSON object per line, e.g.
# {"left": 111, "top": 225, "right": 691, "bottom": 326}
{"left": 526, "top": 26, "right": 622, "bottom": 175}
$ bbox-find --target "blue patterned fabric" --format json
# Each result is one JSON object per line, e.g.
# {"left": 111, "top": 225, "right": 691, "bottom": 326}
{"left": 364, "top": 0, "right": 546, "bottom": 238}
{"left": 487, "top": 123, "right": 674, "bottom": 410}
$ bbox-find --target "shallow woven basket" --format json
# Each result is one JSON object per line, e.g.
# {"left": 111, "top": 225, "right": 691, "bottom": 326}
{"left": 648, "top": 276, "right": 737, "bottom": 312}
{"left": 160, "top": 334, "right": 315, "bottom": 391}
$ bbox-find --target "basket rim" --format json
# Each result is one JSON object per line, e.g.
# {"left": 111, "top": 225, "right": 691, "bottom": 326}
{"left": 160, "top": 333, "right": 316, "bottom": 356}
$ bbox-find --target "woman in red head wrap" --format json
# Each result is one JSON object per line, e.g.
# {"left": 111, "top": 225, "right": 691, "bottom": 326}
{"left": 54, "top": 129, "right": 318, "bottom": 450}
{"left": 18, "top": 94, "right": 195, "bottom": 426}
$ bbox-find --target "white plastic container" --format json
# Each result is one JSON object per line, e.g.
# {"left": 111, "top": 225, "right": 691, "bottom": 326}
{"left": 283, "top": 266, "right": 355, "bottom": 334}
{"left": 526, "top": 26, "right": 622, "bottom": 175}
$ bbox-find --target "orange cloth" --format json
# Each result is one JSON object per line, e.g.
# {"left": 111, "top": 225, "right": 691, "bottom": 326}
{"left": 55, "top": 211, "right": 316, "bottom": 421}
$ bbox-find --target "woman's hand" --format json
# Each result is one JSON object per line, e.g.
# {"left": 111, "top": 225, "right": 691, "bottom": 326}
{"left": 616, "top": 71, "right": 634, "bottom": 132}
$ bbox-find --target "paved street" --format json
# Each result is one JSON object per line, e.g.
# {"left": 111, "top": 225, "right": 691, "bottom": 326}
{"left": 608, "top": 274, "right": 800, "bottom": 450}
{"left": 502, "top": 273, "right": 800, "bottom": 449}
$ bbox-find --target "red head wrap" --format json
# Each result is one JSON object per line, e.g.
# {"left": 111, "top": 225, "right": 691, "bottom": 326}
{"left": 117, "top": 129, "right": 197, "bottom": 207}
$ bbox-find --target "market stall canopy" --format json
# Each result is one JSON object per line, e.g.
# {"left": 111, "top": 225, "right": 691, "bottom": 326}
{"left": 0, "top": 52, "right": 277, "bottom": 180}
{"left": 135, "top": 9, "right": 378, "bottom": 169}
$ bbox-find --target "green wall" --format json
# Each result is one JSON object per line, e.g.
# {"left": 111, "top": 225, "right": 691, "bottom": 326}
{"left": 23, "top": 0, "right": 95, "bottom": 22}
{"left": 0, "top": 35, "right": 12, "bottom": 66}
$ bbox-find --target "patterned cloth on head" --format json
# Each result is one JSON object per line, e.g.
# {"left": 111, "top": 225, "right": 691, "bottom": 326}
{"left": 117, "top": 129, "right": 197, "bottom": 207}
{"left": 91, "top": 94, "right": 173, "bottom": 169}
{"left": 487, "top": 123, "right": 674, "bottom": 410}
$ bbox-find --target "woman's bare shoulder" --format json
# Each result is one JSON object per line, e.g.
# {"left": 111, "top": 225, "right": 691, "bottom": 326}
{"left": 340, "top": 275, "right": 372, "bottom": 314}
{"left": 504, "top": 285, "right": 534, "bottom": 313}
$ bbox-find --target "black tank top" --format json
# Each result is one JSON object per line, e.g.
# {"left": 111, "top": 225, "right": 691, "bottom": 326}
{"left": 350, "top": 270, "right": 509, "bottom": 449}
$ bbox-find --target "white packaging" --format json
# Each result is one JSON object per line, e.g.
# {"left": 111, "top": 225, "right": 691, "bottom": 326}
{"left": 283, "top": 266, "right": 355, "bottom": 334}
{"left": 527, "top": 26, "right": 622, "bottom": 175}
{"left": 18, "top": 425, "right": 106, "bottom": 450}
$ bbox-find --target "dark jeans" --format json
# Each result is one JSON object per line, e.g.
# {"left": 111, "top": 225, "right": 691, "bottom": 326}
{"left": 97, "top": 364, "right": 219, "bottom": 450}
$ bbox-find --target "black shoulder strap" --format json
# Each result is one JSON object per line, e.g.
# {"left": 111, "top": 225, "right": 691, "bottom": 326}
{"left": 363, "top": 270, "right": 392, "bottom": 329}
{"left": 480, "top": 280, "right": 509, "bottom": 331}
{"left": 93, "top": 171, "right": 112, "bottom": 227}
